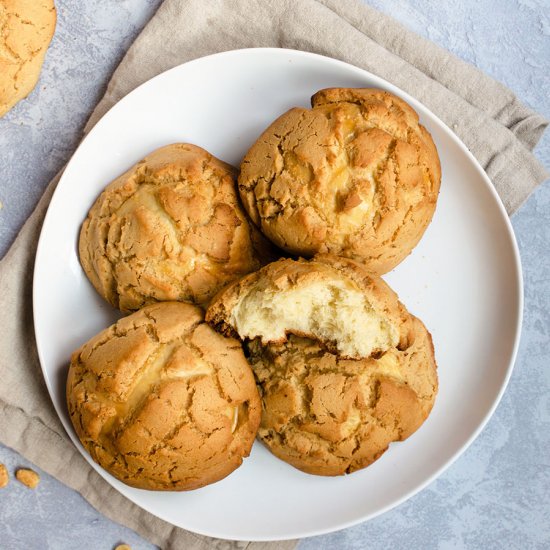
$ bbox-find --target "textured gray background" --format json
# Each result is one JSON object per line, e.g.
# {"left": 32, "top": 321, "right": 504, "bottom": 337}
{"left": 0, "top": 0, "right": 549, "bottom": 549}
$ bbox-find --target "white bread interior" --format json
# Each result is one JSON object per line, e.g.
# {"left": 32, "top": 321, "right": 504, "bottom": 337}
{"left": 229, "top": 279, "right": 399, "bottom": 359}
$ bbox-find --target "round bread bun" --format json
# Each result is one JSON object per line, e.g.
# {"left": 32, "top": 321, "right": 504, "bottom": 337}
{"left": 238, "top": 88, "right": 441, "bottom": 274}
{"left": 79, "top": 143, "right": 273, "bottom": 312}
{"left": 0, "top": 0, "right": 56, "bottom": 117}
{"left": 206, "top": 255, "right": 438, "bottom": 475}
{"left": 66, "top": 301, "right": 261, "bottom": 491}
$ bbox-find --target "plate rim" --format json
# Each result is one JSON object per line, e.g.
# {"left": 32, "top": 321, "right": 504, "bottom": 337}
{"left": 32, "top": 47, "right": 524, "bottom": 541}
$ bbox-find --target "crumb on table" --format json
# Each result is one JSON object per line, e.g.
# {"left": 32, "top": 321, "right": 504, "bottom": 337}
{"left": 0, "top": 463, "right": 8, "bottom": 488}
{"left": 15, "top": 468, "right": 40, "bottom": 489}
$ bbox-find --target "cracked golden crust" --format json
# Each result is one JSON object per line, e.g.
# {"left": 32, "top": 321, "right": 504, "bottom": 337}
{"left": 248, "top": 316, "right": 437, "bottom": 476}
{"left": 79, "top": 143, "right": 274, "bottom": 312}
{"left": 0, "top": 0, "right": 56, "bottom": 116}
{"left": 205, "top": 255, "right": 413, "bottom": 353}
{"left": 66, "top": 302, "right": 261, "bottom": 491}
{"left": 238, "top": 87, "right": 441, "bottom": 274}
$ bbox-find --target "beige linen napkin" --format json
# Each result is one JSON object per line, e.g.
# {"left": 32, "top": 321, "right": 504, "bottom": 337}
{"left": 0, "top": 0, "right": 547, "bottom": 548}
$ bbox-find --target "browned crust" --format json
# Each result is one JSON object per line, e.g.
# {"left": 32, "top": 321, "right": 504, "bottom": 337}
{"left": 248, "top": 315, "right": 438, "bottom": 476}
{"left": 79, "top": 143, "right": 274, "bottom": 312}
{"left": 66, "top": 302, "right": 261, "bottom": 491}
{"left": 238, "top": 87, "right": 441, "bottom": 274}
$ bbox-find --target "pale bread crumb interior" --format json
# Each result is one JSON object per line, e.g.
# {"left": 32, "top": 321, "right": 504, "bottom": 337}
{"left": 230, "top": 280, "right": 399, "bottom": 358}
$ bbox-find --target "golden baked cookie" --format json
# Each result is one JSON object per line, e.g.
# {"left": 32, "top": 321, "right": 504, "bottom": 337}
{"left": 66, "top": 302, "right": 261, "bottom": 491}
{"left": 0, "top": 0, "right": 56, "bottom": 116}
{"left": 238, "top": 88, "right": 441, "bottom": 274}
{"left": 79, "top": 143, "right": 272, "bottom": 312}
{"left": 206, "top": 255, "right": 438, "bottom": 475}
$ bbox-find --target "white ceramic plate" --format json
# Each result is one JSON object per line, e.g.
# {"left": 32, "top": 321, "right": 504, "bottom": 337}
{"left": 33, "top": 48, "right": 522, "bottom": 541}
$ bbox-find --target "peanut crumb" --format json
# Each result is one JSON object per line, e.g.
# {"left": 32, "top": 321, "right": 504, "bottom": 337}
{"left": 15, "top": 468, "right": 40, "bottom": 489}
{"left": 115, "top": 545, "right": 131, "bottom": 550}
{"left": 0, "top": 463, "right": 8, "bottom": 488}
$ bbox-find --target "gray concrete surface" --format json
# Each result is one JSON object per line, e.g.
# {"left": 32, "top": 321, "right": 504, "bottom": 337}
{"left": 0, "top": 1, "right": 548, "bottom": 549}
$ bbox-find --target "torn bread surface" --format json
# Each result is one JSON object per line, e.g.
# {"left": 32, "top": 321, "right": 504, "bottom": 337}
{"left": 206, "top": 255, "right": 437, "bottom": 476}
{"left": 207, "top": 255, "right": 408, "bottom": 359}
